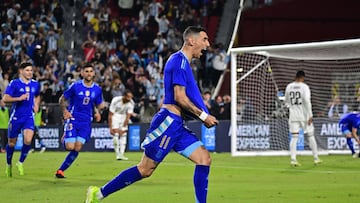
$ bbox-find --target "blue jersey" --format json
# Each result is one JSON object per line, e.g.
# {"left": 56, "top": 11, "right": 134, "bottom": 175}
{"left": 5, "top": 78, "right": 40, "bottom": 119}
{"left": 63, "top": 80, "right": 103, "bottom": 123}
{"left": 163, "top": 51, "right": 208, "bottom": 115}
{"left": 339, "top": 113, "right": 360, "bottom": 130}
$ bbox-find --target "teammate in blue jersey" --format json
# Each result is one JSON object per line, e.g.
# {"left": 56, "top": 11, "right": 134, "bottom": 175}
{"left": 85, "top": 26, "right": 219, "bottom": 203}
{"left": 55, "top": 63, "right": 104, "bottom": 178}
{"left": 2, "top": 62, "right": 41, "bottom": 177}
{"left": 338, "top": 112, "right": 360, "bottom": 157}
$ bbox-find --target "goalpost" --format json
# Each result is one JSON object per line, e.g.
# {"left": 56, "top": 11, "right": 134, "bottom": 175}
{"left": 230, "top": 38, "right": 360, "bottom": 156}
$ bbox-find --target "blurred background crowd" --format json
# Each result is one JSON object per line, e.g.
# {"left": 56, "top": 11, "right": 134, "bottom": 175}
{"left": 0, "top": 0, "right": 232, "bottom": 125}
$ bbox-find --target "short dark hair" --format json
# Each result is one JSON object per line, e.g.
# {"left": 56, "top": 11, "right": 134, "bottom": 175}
{"left": 183, "top": 26, "right": 207, "bottom": 41}
{"left": 296, "top": 70, "right": 305, "bottom": 78}
{"left": 19, "top": 62, "right": 32, "bottom": 69}
{"left": 82, "top": 62, "right": 94, "bottom": 70}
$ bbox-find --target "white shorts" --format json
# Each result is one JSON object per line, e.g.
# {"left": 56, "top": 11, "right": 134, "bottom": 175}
{"left": 288, "top": 121, "right": 314, "bottom": 135}
{"left": 111, "top": 118, "right": 128, "bottom": 131}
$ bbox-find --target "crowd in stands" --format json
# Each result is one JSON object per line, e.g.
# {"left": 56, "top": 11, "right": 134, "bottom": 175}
{"left": 0, "top": 0, "right": 230, "bottom": 125}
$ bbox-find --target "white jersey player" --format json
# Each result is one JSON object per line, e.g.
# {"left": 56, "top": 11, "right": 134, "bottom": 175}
{"left": 108, "top": 90, "right": 135, "bottom": 160}
{"left": 285, "top": 70, "right": 322, "bottom": 166}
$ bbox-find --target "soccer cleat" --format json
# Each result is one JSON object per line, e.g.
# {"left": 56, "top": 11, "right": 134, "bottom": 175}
{"left": 85, "top": 186, "right": 101, "bottom": 203}
{"left": 352, "top": 152, "right": 359, "bottom": 158}
{"left": 116, "top": 154, "right": 129, "bottom": 161}
{"left": 5, "top": 165, "right": 12, "bottom": 177}
{"left": 16, "top": 162, "right": 24, "bottom": 176}
{"left": 55, "top": 170, "right": 66, "bottom": 178}
{"left": 40, "top": 147, "right": 46, "bottom": 153}
{"left": 314, "top": 159, "right": 323, "bottom": 165}
{"left": 290, "top": 160, "right": 301, "bottom": 167}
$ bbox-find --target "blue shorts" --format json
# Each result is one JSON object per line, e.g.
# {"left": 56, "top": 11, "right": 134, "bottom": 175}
{"left": 63, "top": 119, "right": 91, "bottom": 144}
{"left": 141, "top": 108, "right": 204, "bottom": 163}
{"left": 8, "top": 115, "right": 35, "bottom": 138}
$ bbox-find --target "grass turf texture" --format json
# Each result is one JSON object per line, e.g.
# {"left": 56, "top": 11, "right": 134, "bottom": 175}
{"left": 1, "top": 152, "right": 359, "bottom": 203}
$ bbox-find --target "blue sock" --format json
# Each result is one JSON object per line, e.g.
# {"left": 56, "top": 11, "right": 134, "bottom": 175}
{"left": 19, "top": 144, "right": 31, "bottom": 163}
{"left": 194, "top": 165, "right": 210, "bottom": 203}
{"left": 6, "top": 144, "right": 15, "bottom": 165}
{"left": 101, "top": 166, "right": 142, "bottom": 198}
{"left": 59, "top": 150, "right": 79, "bottom": 171}
{"left": 39, "top": 140, "right": 46, "bottom": 148}
{"left": 347, "top": 137, "right": 355, "bottom": 154}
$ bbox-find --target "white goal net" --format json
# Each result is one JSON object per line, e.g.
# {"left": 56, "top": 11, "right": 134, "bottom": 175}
{"left": 230, "top": 38, "right": 360, "bottom": 156}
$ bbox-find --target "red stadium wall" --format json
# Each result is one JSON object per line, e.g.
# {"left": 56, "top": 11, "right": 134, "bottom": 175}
{"left": 219, "top": 0, "right": 360, "bottom": 97}
{"left": 237, "top": 0, "right": 360, "bottom": 47}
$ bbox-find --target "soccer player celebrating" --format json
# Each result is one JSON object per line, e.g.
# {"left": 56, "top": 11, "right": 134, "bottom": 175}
{"left": 338, "top": 112, "right": 360, "bottom": 157}
{"left": 285, "top": 70, "right": 322, "bottom": 166}
{"left": 55, "top": 63, "right": 104, "bottom": 178}
{"left": 85, "top": 26, "right": 218, "bottom": 203}
{"left": 3, "top": 62, "right": 41, "bottom": 177}
{"left": 108, "top": 89, "right": 135, "bottom": 160}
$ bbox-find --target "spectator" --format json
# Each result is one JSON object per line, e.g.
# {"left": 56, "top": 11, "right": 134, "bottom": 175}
{"left": 81, "top": 39, "right": 97, "bottom": 62}
{"left": 135, "top": 97, "right": 157, "bottom": 123}
{"left": 210, "top": 95, "right": 223, "bottom": 119}
{"left": 41, "top": 82, "right": 53, "bottom": 103}
{"left": 211, "top": 43, "right": 227, "bottom": 88}
{"left": 111, "top": 77, "right": 126, "bottom": 98}
{"left": 202, "top": 91, "right": 213, "bottom": 112}
{"left": 52, "top": 2, "right": 64, "bottom": 28}
{"left": 153, "top": 32, "right": 167, "bottom": 54}
{"left": 0, "top": 98, "right": 9, "bottom": 153}
{"left": 138, "top": 4, "right": 150, "bottom": 28}
{"left": 220, "top": 94, "right": 231, "bottom": 120}
{"left": 155, "top": 14, "right": 170, "bottom": 35}
{"left": 328, "top": 95, "right": 348, "bottom": 119}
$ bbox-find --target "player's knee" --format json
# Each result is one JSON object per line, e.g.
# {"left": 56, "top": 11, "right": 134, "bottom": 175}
{"left": 197, "top": 155, "right": 212, "bottom": 166}
{"left": 138, "top": 166, "right": 155, "bottom": 178}
{"left": 8, "top": 141, "right": 16, "bottom": 147}
{"left": 305, "top": 131, "right": 314, "bottom": 138}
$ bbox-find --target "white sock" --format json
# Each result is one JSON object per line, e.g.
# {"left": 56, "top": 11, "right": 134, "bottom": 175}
{"left": 96, "top": 189, "right": 104, "bottom": 200}
{"left": 119, "top": 134, "right": 127, "bottom": 155}
{"left": 113, "top": 134, "right": 120, "bottom": 157}
{"left": 290, "top": 135, "right": 298, "bottom": 161}
{"left": 308, "top": 135, "right": 319, "bottom": 159}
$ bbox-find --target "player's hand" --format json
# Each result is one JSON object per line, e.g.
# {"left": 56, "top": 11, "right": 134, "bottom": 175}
{"left": 110, "top": 128, "right": 116, "bottom": 136}
{"left": 94, "top": 112, "right": 101, "bottom": 122}
{"left": 61, "top": 134, "right": 65, "bottom": 143}
{"left": 307, "top": 117, "right": 313, "bottom": 125}
{"left": 33, "top": 104, "right": 39, "bottom": 113}
{"left": 63, "top": 110, "right": 73, "bottom": 120}
{"left": 203, "top": 115, "right": 219, "bottom": 128}
{"left": 19, "top": 93, "right": 28, "bottom": 101}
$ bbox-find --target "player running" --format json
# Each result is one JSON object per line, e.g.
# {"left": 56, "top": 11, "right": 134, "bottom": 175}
{"left": 55, "top": 63, "right": 104, "bottom": 178}
{"left": 85, "top": 26, "right": 218, "bottom": 203}
{"left": 3, "top": 62, "right": 41, "bottom": 177}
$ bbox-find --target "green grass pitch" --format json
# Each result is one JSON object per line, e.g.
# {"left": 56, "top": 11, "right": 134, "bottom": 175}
{"left": 1, "top": 151, "right": 360, "bottom": 203}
